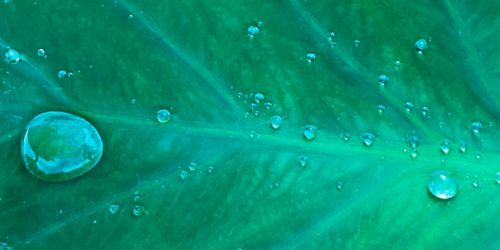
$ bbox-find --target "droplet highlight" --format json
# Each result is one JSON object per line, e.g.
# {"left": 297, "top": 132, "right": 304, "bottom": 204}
{"left": 4, "top": 48, "right": 20, "bottom": 64}
{"left": 303, "top": 125, "right": 317, "bottom": 141}
{"left": 270, "top": 115, "right": 283, "bottom": 129}
{"left": 427, "top": 170, "right": 458, "bottom": 200}
{"left": 156, "top": 109, "right": 171, "bottom": 123}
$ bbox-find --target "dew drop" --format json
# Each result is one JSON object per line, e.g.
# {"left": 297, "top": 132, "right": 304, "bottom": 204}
{"left": 247, "top": 25, "right": 259, "bottom": 38}
{"left": 254, "top": 92, "right": 264, "bottom": 103}
{"left": 302, "top": 125, "right": 317, "bottom": 141}
{"left": 4, "top": 48, "right": 20, "bottom": 64}
{"left": 37, "top": 48, "right": 46, "bottom": 57}
{"left": 354, "top": 39, "right": 361, "bottom": 48}
{"left": 108, "top": 204, "right": 119, "bottom": 215}
{"left": 179, "top": 170, "right": 188, "bottom": 179}
{"left": 0, "top": 242, "right": 12, "bottom": 250}
{"left": 306, "top": 52, "right": 316, "bottom": 63}
{"left": 458, "top": 141, "right": 467, "bottom": 153}
{"left": 270, "top": 115, "right": 283, "bottom": 129}
{"left": 377, "top": 74, "right": 389, "bottom": 87}
{"left": 336, "top": 181, "right": 343, "bottom": 190}
{"left": 376, "top": 104, "right": 386, "bottom": 115}
{"left": 132, "top": 205, "right": 144, "bottom": 217}
{"left": 410, "top": 149, "right": 418, "bottom": 158}
{"left": 4, "top": 0, "right": 13, "bottom": 4}
{"left": 133, "top": 191, "right": 141, "bottom": 202}
{"left": 404, "top": 101, "right": 414, "bottom": 112}
{"left": 340, "top": 132, "right": 351, "bottom": 142}
{"left": 415, "top": 38, "right": 429, "bottom": 53}
{"left": 474, "top": 151, "right": 481, "bottom": 160}
{"left": 57, "top": 70, "right": 68, "bottom": 79}
{"left": 188, "top": 162, "right": 197, "bottom": 171}
{"left": 495, "top": 172, "right": 500, "bottom": 185}
{"left": 440, "top": 140, "right": 451, "bottom": 155}
{"left": 21, "top": 111, "right": 103, "bottom": 181}
{"left": 361, "top": 132, "right": 375, "bottom": 147}
{"left": 408, "top": 135, "right": 420, "bottom": 149}
{"left": 207, "top": 166, "right": 214, "bottom": 174}
{"left": 298, "top": 155, "right": 309, "bottom": 167}
{"left": 471, "top": 181, "right": 479, "bottom": 188}
{"left": 471, "top": 121, "right": 483, "bottom": 136}
{"left": 421, "top": 106, "right": 430, "bottom": 118}
{"left": 427, "top": 170, "right": 458, "bottom": 200}
{"left": 156, "top": 109, "right": 171, "bottom": 123}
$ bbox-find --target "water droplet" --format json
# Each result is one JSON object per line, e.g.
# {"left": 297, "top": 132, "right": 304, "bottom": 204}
{"left": 254, "top": 92, "right": 264, "bottom": 103}
{"left": 474, "top": 151, "right": 481, "bottom": 160}
{"left": 298, "top": 155, "right": 309, "bottom": 167}
{"left": 4, "top": 48, "right": 20, "bottom": 64}
{"left": 458, "top": 141, "right": 467, "bottom": 153}
{"left": 415, "top": 38, "right": 429, "bottom": 53}
{"left": 404, "top": 101, "right": 414, "bottom": 112}
{"left": 156, "top": 109, "right": 171, "bottom": 123}
{"left": 37, "top": 48, "right": 46, "bottom": 57}
{"left": 57, "top": 70, "right": 67, "bottom": 79}
{"left": 408, "top": 135, "right": 420, "bottom": 149}
{"left": 495, "top": 172, "right": 500, "bottom": 185}
{"left": 179, "top": 170, "right": 188, "bottom": 179}
{"left": 130, "top": 98, "right": 137, "bottom": 105}
{"left": 340, "top": 132, "right": 351, "bottom": 142}
{"left": 302, "top": 125, "right": 317, "bottom": 141}
{"left": 421, "top": 106, "right": 430, "bottom": 118}
{"left": 132, "top": 205, "right": 144, "bottom": 217}
{"left": 248, "top": 130, "right": 258, "bottom": 139}
{"left": 361, "top": 132, "right": 375, "bottom": 147}
{"left": 128, "top": 14, "right": 134, "bottom": 19}
{"left": 21, "top": 111, "right": 103, "bottom": 181}
{"left": 4, "top": 0, "right": 13, "bottom": 4}
{"left": 0, "top": 242, "right": 12, "bottom": 250}
{"left": 267, "top": 115, "right": 283, "bottom": 130}
{"left": 327, "top": 32, "right": 336, "bottom": 47}
{"left": 306, "top": 52, "right": 316, "bottom": 63}
{"left": 92, "top": 220, "right": 98, "bottom": 224}
{"left": 410, "top": 149, "right": 418, "bottom": 158}
{"left": 108, "top": 204, "right": 119, "bottom": 214}
{"left": 394, "top": 60, "right": 402, "bottom": 69}
{"left": 336, "top": 181, "right": 343, "bottom": 190}
{"left": 247, "top": 25, "right": 259, "bottom": 38}
{"left": 377, "top": 74, "right": 389, "bottom": 87}
{"left": 207, "top": 166, "right": 214, "bottom": 174}
{"left": 188, "top": 162, "right": 197, "bottom": 171}
{"left": 264, "top": 102, "right": 273, "bottom": 109}
{"left": 133, "top": 191, "right": 141, "bottom": 202}
{"left": 427, "top": 170, "right": 458, "bottom": 200}
{"left": 376, "top": 104, "right": 386, "bottom": 115}
{"left": 440, "top": 140, "right": 451, "bottom": 155}
{"left": 471, "top": 181, "right": 479, "bottom": 188}
{"left": 354, "top": 39, "right": 361, "bottom": 48}
{"left": 471, "top": 121, "right": 483, "bottom": 136}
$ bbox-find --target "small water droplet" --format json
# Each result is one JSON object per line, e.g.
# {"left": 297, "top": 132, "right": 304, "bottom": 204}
{"left": 247, "top": 25, "right": 260, "bottom": 38}
{"left": 327, "top": 32, "right": 336, "bottom": 47}
{"left": 415, "top": 38, "right": 429, "bottom": 53}
{"left": 336, "top": 181, "right": 343, "bottom": 190}
{"left": 302, "top": 125, "right": 317, "bottom": 141}
{"left": 130, "top": 98, "right": 137, "bottom": 105}
{"left": 410, "top": 149, "right": 418, "bottom": 158}
{"left": 37, "top": 48, "right": 46, "bottom": 57}
{"left": 404, "top": 101, "right": 414, "bottom": 112}
{"left": 458, "top": 141, "right": 467, "bottom": 153}
{"left": 254, "top": 92, "right": 264, "bottom": 103}
{"left": 128, "top": 14, "right": 134, "bottom": 19}
{"left": 376, "top": 104, "right": 386, "bottom": 115}
{"left": 354, "top": 39, "right": 361, "bottom": 48}
{"left": 427, "top": 170, "right": 458, "bottom": 200}
{"left": 361, "top": 132, "right": 375, "bottom": 147}
{"left": 248, "top": 130, "right": 258, "bottom": 139}
{"left": 179, "top": 170, "right": 188, "bottom": 179}
{"left": 264, "top": 102, "right": 273, "bottom": 109}
{"left": 471, "top": 181, "right": 480, "bottom": 188}
{"left": 133, "top": 191, "right": 141, "bottom": 202}
{"left": 408, "top": 135, "right": 420, "bottom": 149}
{"left": 394, "top": 60, "right": 402, "bottom": 69}
{"left": 188, "top": 162, "right": 197, "bottom": 171}
{"left": 377, "top": 74, "right": 389, "bottom": 87}
{"left": 132, "top": 205, "right": 144, "bottom": 217}
{"left": 298, "top": 155, "right": 309, "bottom": 167}
{"left": 474, "top": 151, "right": 481, "bottom": 160}
{"left": 440, "top": 140, "right": 451, "bottom": 155}
{"left": 156, "top": 109, "right": 171, "bottom": 123}
{"left": 270, "top": 115, "right": 283, "bottom": 129}
{"left": 109, "top": 204, "right": 119, "bottom": 214}
{"left": 0, "top": 242, "right": 12, "bottom": 250}
{"left": 4, "top": 48, "right": 20, "bottom": 64}
{"left": 421, "top": 106, "right": 430, "bottom": 118}
{"left": 207, "top": 166, "right": 214, "bottom": 174}
{"left": 306, "top": 52, "right": 316, "bottom": 63}
{"left": 495, "top": 172, "right": 500, "bottom": 185}
{"left": 471, "top": 121, "right": 483, "bottom": 136}
{"left": 340, "top": 132, "right": 351, "bottom": 142}
{"left": 57, "top": 70, "right": 67, "bottom": 79}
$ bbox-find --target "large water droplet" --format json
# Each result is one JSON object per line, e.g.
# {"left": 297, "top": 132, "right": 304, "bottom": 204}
{"left": 254, "top": 92, "right": 264, "bottom": 103}
{"left": 361, "top": 132, "right": 375, "bottom": 147}
{"left": 4, "top": 48, "right": 20, "bottom": 64}
{"left": 270, "top": 115, "right": 283, "bottom": 129}
{"left": 415, "top": 38, "right": 429, "bottom": 53}
{"left": 303, "top": 125, "right": 317, "bottom": 141}
{"left": 57, "top": 70, "right": 68, "bottom": 79}
{"left": 377, "top": 74, "right": 389, "bottom": 87}
{"left": 427, "top": 170, "right": 458, "bottom": 200}
{"left": 247, "top": 25, "right": 259, "bottom": 38}
{"left": 21, "top": 111, "right": 104, "bottom": 181}
{"left": 156, "top": 109, "right": 171, "bottom": 123}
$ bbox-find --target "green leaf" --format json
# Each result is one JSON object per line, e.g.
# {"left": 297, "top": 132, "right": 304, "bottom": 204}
{"left": 0, "top": 0, "right": 499, "bottom": 249}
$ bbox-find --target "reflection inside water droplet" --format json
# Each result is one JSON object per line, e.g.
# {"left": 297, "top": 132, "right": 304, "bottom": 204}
{"left": 427, "top": 170, "right": 457, "bottom": 200}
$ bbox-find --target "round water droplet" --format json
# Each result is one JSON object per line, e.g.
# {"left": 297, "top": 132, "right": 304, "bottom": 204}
{"left": 254, "top": 92, "right": 264, "bottom": 103}
{"left": 377, "top": 74, "right": 389, "bottom": 86}
{"left": 207, "top": 166, "right": 214, "bottom": 174}
{"left": 0, "top": 242, "right": 12, "bottom": 250}
{"left": 132, "top": 205, "right": 144, "bottom": 217}
{"left": 302, "top": 125, "right": 317, "bottom": 141}
{"left": 108, "top": 204, "right": 119, "bottom": 214}
{"left": 361, "top": 132, "right": 375, "bottom": 147}
{"left": 410, "top": 149, "right": 418, "bottom": 158}
{"left": 471, "top": 181, "right": 479, "bottom": 188}
{"left": 4, "top": 48, "right": 20, "bottom": 64}
{"left": 427, "top": 170, "right": 458, "bottom": 200}
{"left": 376, "top": 104, "right": 386, "bottom": 115}
{"left": 336, "top": 181, "right": 343, "bottom": 190}
{"left": 440, "top": 140, "right": 451, "bottom": 155}
{"left": 354, "top": 39, "right": 361, "bottom": 48}
{"left": 408, "top": 135, "right": 420, "bottom": 149}
{"left": 471, "top": 121, "right": 483, "bottom": 136}
{"left": 188, "top": 162, "right": 197, "bottom": 171}
{"left": 270, "top": 115, "right": 283, "bottom": 129}
{"left": 57, "top": 70, "right": 67, "bottom": 79}
{"left": 21, "top": 111, "right": 104, "bottom": 182}
{"left": 340, "top": 132, "right": 351, "bottom": 142}
{"left": 404, "top": 101, "right": 414, "bottom": 112}
{"left": 179, "top": 170, "right": 188, "bottom": 179}
{"left": 495, "top": 172, "right": 500, "bottom": 185}
{"left": 298, "top": 155, "right": 309, "bottom": 167}
{"left": 415, "top": 38, "right": 429, "bottom": 52}
{"left": 247, "top": 25, "right": 259, "bottom": 38}
{"left": 156, "top": 109, "right": 171, "bottom": 123}
{"left": 306, "top": 52, "right": 316, "bottom": 63}
{"left": 421, "top": 106, "right": 430, "bottom": 118}
{"left": 37, "top": 48, "right": 46, "bottom": 57}
{"left": 458, "top": 141, "right": 467, "bottom": 153}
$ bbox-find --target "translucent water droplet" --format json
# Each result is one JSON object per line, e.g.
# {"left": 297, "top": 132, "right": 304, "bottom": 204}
{"left": 4, "top": 48, "right": 20, "bottom": 64}
{"left": 109, "top": 204, "right": 119, "bottom": 214}
{"left": 298, "top": 155, "right": 309, "bottom": 167}
{"left": 394, "top": 60, "right": 402, "bottom": 69}
{"left": 133, "top": 191, "right": 141, "bottom": 202}
{"left": 410, "top": 149, "right": 418, "bottom": 158}
{"left": 474, "top": 151, "right": 481, "bottom": 160}
{"left": 302, "top": 125, "right": 317, "bottom": 141}
{"left": 408, "top": 135, "right": 420, "bottom": 149}
{"left": 132, "top": 205, "right": 144, "bottom": 217}
{"left": 458, "top": 141, "right": 467, "bottom": 153}
{"left": 57, "top": 70, "right": 67, "bottom": 79}
{"left": 156, "top": 109, "right": 171, "bottom": 123}
{"left": 37, "top": 48, "right": 46, "bottom": 57}
{"left": 336, "top": 181, "right": 343, "bottom": 190}
{"left": 306, "top": 52, "right": 316, "bottom": 63}
{"left": 404, "top": 101, "right": 414, "bottom": 112}
{"left": 421, "top": 106, "right": 430, "bottom": 118}
{"left": 128, "top": 14, "right": 134, "bottom": 19}
{"left": 415, "top": 38, "right": 429, "bottom": 53}
{"left": 188, "top": 162, "right": 197, "bottom": 171}
{"left": 471, "top": 181, "right": 479, "bottom": 188}
{"left": 354, "top": 39, "right": 361, "bottom": 48}
{"left": 377, "top": 74, "right": 389, "bottom": 87}
{"left": 207, "top": 166, "right": 214, "bottom": 174}
{"left": 327, "top": 32, "right": 336, "bottom": 47}
{"left": 179, "top": 170, "right": 188, "bottom": 179}
{"left": 471, "top": 121, "right": 483, "bottom": 136}
{"left": 0, "top": 242, "right": 12, "bottom": 250}
{"left": 247, "top": 25, "right": 259, "bottom": 38}
{"left": 495, "top": 172, "right": 500, "bottom": 185}
{"left": 248, "top": 130, "right": 257, "bottom": 139}
{"left": 264, "top": 102, "right": 273, "bottom": 109}
{"left": 21, "top": 111, "right": 103, "bottom": 181}
{"left": 361, "top": 132, "right": 375, "bottom": 147}
{"left": 427, "top": 170, "right": 458, "bottom": 200}
{"left": 92, "top": 220, "right": 98, "bottom": 224}
{"left": 340, "top": 132, "right": 351, "bottom": 142}
{"left": 254, "top": 92, "right": 264, "bottom": 103}
{"left": 270, "top": 115, "right": 283, "bottom": 129}
{"left": 440, "top": 140, "right": 451, "bottom": 155}
{"left": 377, "top": 104, "right": 386, "bottom": 115}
